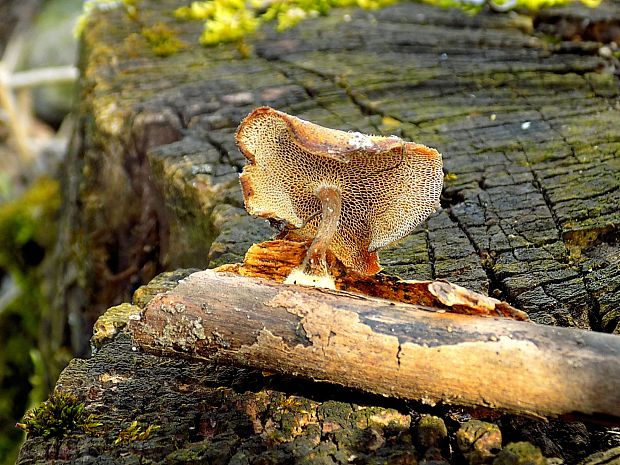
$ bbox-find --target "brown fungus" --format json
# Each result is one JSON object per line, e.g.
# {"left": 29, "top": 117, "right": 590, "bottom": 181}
{"left": 236, "top": 106, "right": 443, "bottom": 289}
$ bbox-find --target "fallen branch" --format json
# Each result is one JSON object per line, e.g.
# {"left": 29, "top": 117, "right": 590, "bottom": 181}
{"left": 0, "top": 64, "right": 31, "bottom": 163}
{"left": 128, "top": 268, "right": 620, "bottom": 425}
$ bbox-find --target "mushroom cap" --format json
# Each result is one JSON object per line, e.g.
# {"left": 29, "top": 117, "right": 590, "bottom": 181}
{"left": 236, "top": 106, "right": 443, "bottom": 275}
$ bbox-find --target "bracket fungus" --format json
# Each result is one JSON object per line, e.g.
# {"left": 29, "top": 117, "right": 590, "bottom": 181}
{"left": 236, "top": 107, "right": 443, "bottom": 289}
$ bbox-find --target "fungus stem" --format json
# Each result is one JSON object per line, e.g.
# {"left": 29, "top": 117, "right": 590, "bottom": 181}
{"left": 285, "top": 186, "right": 341, "bottom": 289}
{"left": 305, "top": 187, "right": 342, "bottom": 274}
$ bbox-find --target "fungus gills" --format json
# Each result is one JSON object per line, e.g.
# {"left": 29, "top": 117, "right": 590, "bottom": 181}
{"left": 285, "top": 186, "right": 341, "bottom": 289}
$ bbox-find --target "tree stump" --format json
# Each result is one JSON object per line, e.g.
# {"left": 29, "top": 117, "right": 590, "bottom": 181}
{"left": 25, "top": 0, "right": 620, "bottom": 463}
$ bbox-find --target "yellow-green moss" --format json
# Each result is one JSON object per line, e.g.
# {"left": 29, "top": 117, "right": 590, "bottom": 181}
{"left": 78, "top": 1, "right": 187, "bottom": 58}
{"left": 92, "top": 303, "right": 142, "bottom": 350}
{"left": 141, "top": 22, "right": 188, "bottom": 57}
{"left": 79, "top": 0, "right": 603, "bottom": 52}
{"left": 172, "top": 0, "right": 601, "bottom": 47}
{"left": 115, "top": 420, "right": 160, "bottom": 444}
{"left": 17, "top": 392, "right": 101, "bottom": 438}
{"left": 0, "top": 177, "right": 60, "bottom": 273}
{"left": 493, "top": 441, "right": 546, "bottom": 465}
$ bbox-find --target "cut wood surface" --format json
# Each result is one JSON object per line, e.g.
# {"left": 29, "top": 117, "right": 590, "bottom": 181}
{"left": 128, "top": 269, "right": 620, "bottom": 424}
{"left": 53, "top": 0, "right": 620, "bottom": 364}
{"left": 20, "top": 0, "right": 620, "bottom": 462}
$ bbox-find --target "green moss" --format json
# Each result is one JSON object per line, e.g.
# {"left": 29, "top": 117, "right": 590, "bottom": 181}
{"left": 0, "top": 177, "right": 61, "bottom": 463}
{"left": 493, "top": 441, "right": 546, "bottom": 465}
{"left": 80, "top": 0, "right": 603, "bottom": 51}
{"left": 17, "top": 392, "right": 101, "bottom": 438}
{"left": 416, "top": 414, "right": 447, "bottom": 449}
{"left": 493, "top": 261, "right": 526, "bottom": 276}
{"left": 172, "top": 0, "right": 601, "bottom": 47}
{"left": 115, "top": 420, "right": 160, "bottom": 444}
{"left": 263, "top": 394, "right": 318, "bottom": 443}
{"left": 91, "top": 303, "right": 142, "bottom": 350}
{"left": 141, "top": 22, "right": 188, "bottom": 57}
{"left": 0, "top": 178, "right": 60, "bottom": 274}
{"left": 78, "top": 1, "right": 187, "bottom": 58}
{"left": 456, "top": 420, "right": 502, "bottom": 464}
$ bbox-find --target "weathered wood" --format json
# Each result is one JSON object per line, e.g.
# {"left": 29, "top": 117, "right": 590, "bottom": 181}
{"left": 23, "top": 0, "right": 620, "bottom": 462}
{"left": 53, "top": 0, "right": 620, "bottom": 364}
{"left": 128, "top": 269, "right": 620, "bottom": 424}
{"left": 14, "top": 334, "right": 434, "bottom": 465}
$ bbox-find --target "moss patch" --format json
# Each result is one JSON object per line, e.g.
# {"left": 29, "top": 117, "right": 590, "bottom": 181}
{"left": 17, "top": 391, "right": 101, "bottom": 439}
{"left": 115, "top": 420, "right": 160, "bottom": 444}
{"left": 91, "top": 303, "right": 143, "bottom": 350}
{"left": 141, "top": 22, "right": 188, "bottom": 57}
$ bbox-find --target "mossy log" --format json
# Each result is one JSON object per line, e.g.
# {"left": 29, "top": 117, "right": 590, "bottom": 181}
{"left": 128, "top": 268, "right": 620, "bottom": 424}
{"left": 27, "top": 0, "right": 620, "bottom": 462}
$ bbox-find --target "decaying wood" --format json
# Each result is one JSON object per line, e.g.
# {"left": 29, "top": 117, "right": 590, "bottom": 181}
{"left": 219, "top": 239, "right": 528, "bottom": 320}
{"left": 19, "top": 0, "right": 619, "bottom": 461}
{"left": 128, "top": 268, "right": 620, "bottom": 424}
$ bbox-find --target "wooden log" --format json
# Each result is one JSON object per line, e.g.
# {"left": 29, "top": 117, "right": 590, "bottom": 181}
{"left": 128, "top": 269, "right": 620, "bottom": 425}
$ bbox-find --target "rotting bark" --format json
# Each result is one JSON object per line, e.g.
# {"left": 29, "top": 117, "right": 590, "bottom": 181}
{"left": 226, "top": 239, "right": 528, "bottom": 320}
{"left": 128, "top": 269, "right": 620, "bottom": 425}
{"left": 30, "top": 0, "right": 620, "bottom": 462}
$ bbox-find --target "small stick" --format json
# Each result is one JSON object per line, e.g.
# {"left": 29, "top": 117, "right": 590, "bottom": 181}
{"left": 0, "top": 64, "right": 32, "bottom": 164}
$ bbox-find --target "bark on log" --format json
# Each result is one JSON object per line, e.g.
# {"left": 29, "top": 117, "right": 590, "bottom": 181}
{"left": 128, "top": 269, "right": 620, "bottom": 424}
{"left": 20, "top": 0, "right": 620, "bottom": 462}
{"left": 223, "top": 239, "right": 529, "bottom": 320}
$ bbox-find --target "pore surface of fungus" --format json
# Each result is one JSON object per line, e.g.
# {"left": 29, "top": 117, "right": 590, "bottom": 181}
{"left": 236, "top": 107, "right": 443, "bottom": 285}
